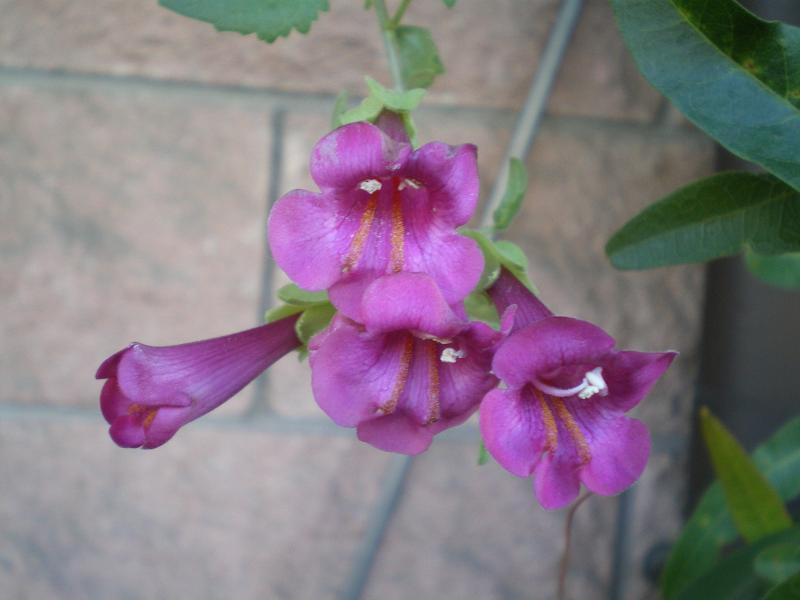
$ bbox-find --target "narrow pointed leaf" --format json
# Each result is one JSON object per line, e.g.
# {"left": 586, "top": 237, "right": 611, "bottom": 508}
{"left": 760, "top": 571, "right": 800, "bottom": 600}
{"left": 676, "top": 527, "right": 800, "bottom": 600}
{"left": 478, "top": 440, "right": 490, "bottom": 465}
{"left": 611, "top": 0, "right": 800, "bottom": 191}
{"left": 607, "top": 173, "right": 800, "bottom": 270}
{"left": 746, "top": 249, "right": 800, "bottom": 289}
{"left": 493, "top": 158, "right": 529, "bottom": 232}
{"left": 662, "top": 415, "right": 800, "bottom": 599}
{"left": 394, "top": 26, "right": 445, "bottom": 89}
{"left": 700, "top": 407, "right": 792, "bottom": 543}
{"left": 159, "top": 0, "right": 329, "bottom": 43}
{"left": 755, "top": 543, "right": 800, "bottom": 585}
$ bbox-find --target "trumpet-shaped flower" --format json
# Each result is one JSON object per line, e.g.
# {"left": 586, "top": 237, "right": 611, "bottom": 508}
{"left": 310, "top": 273, "right": 511, "bottom": 454}
{"left": 480, "top": 275, "right": 675, "bottom": 509}
{"left": 268, "top": 121, "right": 483, "bottom": 322}
{"left": 97, "top": 315, "right": 300, "bottom": 449}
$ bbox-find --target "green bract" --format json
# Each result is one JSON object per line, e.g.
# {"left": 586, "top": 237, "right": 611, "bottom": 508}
{"left": 492, "top": 158, "right": 529, "bottom": 232}
{"left": 394, "top": 26, "right": 445, "bottom": 89}
{"left": 461, "top": 229, "right": 537, "bottom": 294}
{"left": 159, "top": 0, "right": 329, "bottom": 43}
{"left": 611, "top": 0, "right": 800, "bottom": 191}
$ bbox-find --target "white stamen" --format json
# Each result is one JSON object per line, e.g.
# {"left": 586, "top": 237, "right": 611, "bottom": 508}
{"left": 534, "top": 367, "right": 608, "bottom": 400}
{"left": 440, "top": 347, "right": 465, "bottom": 363}
{"left": 359, "top": 179, "right": 382, "bottom": 194}
{"left": 397, "top": 178, "right": 421, "bottom": 191}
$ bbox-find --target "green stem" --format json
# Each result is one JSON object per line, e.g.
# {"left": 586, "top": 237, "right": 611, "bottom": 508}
{"left": 391, "top": 0, "right": 413, "bottom": 27}
{"left": 373, "top": 0, "right": 405, "bottom": 91}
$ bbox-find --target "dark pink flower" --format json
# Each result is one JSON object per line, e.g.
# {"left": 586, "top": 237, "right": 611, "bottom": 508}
{"left": 480, "top": 272, "right": 675, "bottom": 509}
{"left": 310, "top": 273, "right": 511, "bottom": 455}
{"left": 268, "top": 121, "right": 483, "bottom": 322}
{"left": 97, "top": 315, "right": 300, "bottom": 449}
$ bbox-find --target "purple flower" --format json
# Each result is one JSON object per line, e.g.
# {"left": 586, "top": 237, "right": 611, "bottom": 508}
{"left": 310, "top": 273, "right": 511, "bottom": 455}
{"left": 268, "top": 121, "right": 483, "bottom": 322}
{"left": 97, "top": 315, "right": 301, "bottom": 449}
{"left": 480, "top": 273, "right": 676, "bottom": 509}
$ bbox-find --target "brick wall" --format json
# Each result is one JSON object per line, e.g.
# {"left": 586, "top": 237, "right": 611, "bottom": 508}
{"left": 0, "top": 1, "right": 714, "bottom": 598}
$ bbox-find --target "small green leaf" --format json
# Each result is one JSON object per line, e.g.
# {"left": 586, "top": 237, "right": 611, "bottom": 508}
{"left": 760, "top": 571, "right": 800, "bottom": 600}
{"left": 700, "top": 407, "right": 792, "bottom": 544}
{"left": 336, "top": 95, "right": 384, "bottom": 127}
{"left": 746, "top": 249, "right": 800, "bottom": 289}
{"left": 478, "top": 440, "right": 490, "bottom": 466}
{"left": 394, "top": 26, "right": 445, "bottom": 89}
{"left": 277, "top": 283, "right": 329, "bottom": 306}
{"left": 607, "top": 173, "right": 800, "bottom": 270}
{"left": 662, "top": 415, "right": 800, "bottom": 599}
{"left": 265, "top": 303, "right": 305, "bottom": 323}
{"left": 493, "top": 158, "right": 529, "bottom": 232}
{"left": 494, "top": 240, "right": 537, "bottom": 293}
{"left": 364, "top": 0, "right": 373, "bottom": 8}
{"left": 464, "top": 290, "right": 499, "bottom": 328}
{"left": 294, "top": 302, "right": 336, "bottom": 346}
{"left": 676, "top": 527, "right": 800, "bottom": 600}
{"left": 364, "top": 77, "right": 425, "bottom": 111}
{"left": 331, "top": 91, "right": 350, "bottom": 129}
{"left": 755, "top": 543, "right": 800, "bottom": 585}
{"left": 159, "top": 0, "right": 329, "bottom": 43}
{"left": 401, "top": 111, "right": 419, "bottom": 148}
{"left": 442, "top": 0, "right": 457, "bottom": 6}
{"left": 461, "top": 229, "right": 501, "bottom": 291}
{"left": 610, "top": 0, "right": 800, "bottom": 191}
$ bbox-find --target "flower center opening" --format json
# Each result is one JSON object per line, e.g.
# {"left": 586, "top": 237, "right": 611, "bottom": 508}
{"left": 533, "top": 367, "right": 608, "bottom": 400}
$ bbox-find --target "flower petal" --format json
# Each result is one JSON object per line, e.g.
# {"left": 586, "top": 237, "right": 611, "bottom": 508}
{"left": 479, "top": 388, "right": 548, "bottom": 478}
{"left": 268, "top": 189, "right": 353, "bottom": 291}
{"left": 310, "top": 322, "right": 408, "bottom": 427}
{"left": 488, "top": 267, "right": 552, "bottom": 332}
{"left": 404, "top": 142, "right": 479, "bottom": 226}
{"left": 360, "top": 273, "right": 464, "bottom": 339}
{"left": 578, "top": 412, "right": 651, "bottom": 496}
{"left": 492, "top": 317, "right": 616, "bottom": 389}
{"left": 599, "top": 350, "right": 677, "bottom": 412}
{"left": 357, "top": 413, "right": 433, "bottom": 455}
{"left": 310, "top": 122, "right": 410, "bottom": 191}
{"left": 108, "top": 415, "right": 146, "bottom": 448}
{"left": 533, "top": 452, "right": 582, "bottom": 510}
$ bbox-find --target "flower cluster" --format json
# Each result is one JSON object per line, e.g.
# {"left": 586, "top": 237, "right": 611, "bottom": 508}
{"left": 97, "top": 115, "right": 675, "bottom": 509}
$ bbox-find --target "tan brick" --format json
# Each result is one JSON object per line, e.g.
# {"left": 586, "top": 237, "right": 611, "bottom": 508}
{"left": 363, "top": 443, "right": 617, "bottom": 600}
{"left": 0, "top": 418, "right": 391, "bottom": 600}
{"left": 0, "top": 0, "right": 660, "bottom": 119}
{"left": 506, "top": 121, "right": 714, "bottom": 438}
{"left": 0, "top": 86, "right": 269, "bottom": 411}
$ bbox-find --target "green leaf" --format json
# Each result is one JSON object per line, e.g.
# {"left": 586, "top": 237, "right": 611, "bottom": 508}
{"left": 677, "top": 527, "right": 800, "bottom": 600}
{"left": 442, "top": 0, "right": 457, "bottom": 6}
{"left": 700, "top": 407, "right": 792, "bottom": 543}
{"left": 276, "top": 283, "right": 329, "bottom": 306}
{"left": 606, "top": 173, "right": 800, "bottom": 270}
{"left": 364, "top": 77, "right": 425, "bottom": 111}
{"left": 746, "top": 249, "right": 800, "bottom": 289}
{"left": 294, "top": 302, "right": 335, "bottom": 346}
{"left": 661, "top": 415, "right": 800, "bottom": 599}
{"left": 477, "top": 440, "right": 490, "bottom": 466}
{"left": 610, "top": 0, "right": 800, "bottom": 191}
{"left": 265, "top": 303, "right": 304, "bottom": 323}
{"left": 492, "top": 158, "right": 529, "bottom": 232}
{"left": 159, "top": 0, "right": 329, "bottom": 43}
{"left": 461, "top": 229, "right": 501, "bottom": 290}
{"left": 760, "top": 571, "right": 800, "bottom": 600}
{"left": 464, "top": 290, "right": 500, "bottom": 328}
{"left": 494, "top": 240, "right": 537, "bottom": 293}
{"left": 394, "top": 26, "right": 445, "bottom": 89}
{"left": 331, "top": 91, "right": 350, "bottom": 130}
{"left": 755, "top": 543, "right": 800, "bottom": 585}
{"left": 335, "top": 95, "right": 384, "bottom": 128}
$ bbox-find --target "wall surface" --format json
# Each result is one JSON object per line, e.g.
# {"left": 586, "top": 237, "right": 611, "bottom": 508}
{"left": 0, "top": 1, "right": 715, "bottom": 598}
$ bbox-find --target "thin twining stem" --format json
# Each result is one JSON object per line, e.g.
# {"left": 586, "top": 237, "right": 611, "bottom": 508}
{"left": 373, "top": 0, "right": 405, "bottom": 91}
{"left": 558, "top": 491, "right": 593, "bottom": 600}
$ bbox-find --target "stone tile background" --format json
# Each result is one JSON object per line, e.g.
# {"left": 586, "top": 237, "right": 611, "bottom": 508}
{"left": 0, "top": 1, "right": 714, "bottom": 599}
